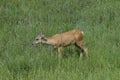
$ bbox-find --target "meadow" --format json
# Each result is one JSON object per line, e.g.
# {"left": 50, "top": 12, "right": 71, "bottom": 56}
{"left": 0, "top": 0, "right": 120, "bottom": 80}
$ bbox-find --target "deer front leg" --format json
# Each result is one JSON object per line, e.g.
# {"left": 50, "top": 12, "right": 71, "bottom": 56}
{"left": 58, "top": 47, "right": 62, "bottom": 59}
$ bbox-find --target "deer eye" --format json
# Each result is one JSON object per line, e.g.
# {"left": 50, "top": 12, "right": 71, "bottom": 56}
{"left": 36, "top": 39, "right": 39, "bottom": 41}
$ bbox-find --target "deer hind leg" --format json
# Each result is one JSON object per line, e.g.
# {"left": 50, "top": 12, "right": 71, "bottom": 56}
{"left": 75, "top": 41, "right": 88, "bottom": 58}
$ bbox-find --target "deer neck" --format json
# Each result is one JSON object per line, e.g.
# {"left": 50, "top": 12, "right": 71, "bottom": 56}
{"left": 41, "top": 37, "right": 56, "bottom": 46}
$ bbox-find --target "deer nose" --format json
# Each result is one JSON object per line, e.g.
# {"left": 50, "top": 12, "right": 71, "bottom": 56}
{"left": 32, "top": 43, "right": 34, "bottom": 45}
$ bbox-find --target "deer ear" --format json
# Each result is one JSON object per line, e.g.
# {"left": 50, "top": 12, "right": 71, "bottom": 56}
{"left": 41, "top": 37, "right": 47, "bottom": 41}
{"left": 40, "top": 31, "right": 44, "bottom": 38}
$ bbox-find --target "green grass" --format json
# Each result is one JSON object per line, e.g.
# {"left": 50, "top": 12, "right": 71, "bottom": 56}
{"left": 0, "top": 0, "right": 120, "bottom": 80}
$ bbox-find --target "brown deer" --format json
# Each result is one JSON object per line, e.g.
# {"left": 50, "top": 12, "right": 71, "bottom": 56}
{"left": 32, "top": 29, "right": 88, "bottom": 59}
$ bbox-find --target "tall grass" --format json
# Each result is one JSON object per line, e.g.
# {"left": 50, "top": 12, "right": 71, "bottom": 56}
{"left": 0, "top": 0, "right": 120, "bottom": 80}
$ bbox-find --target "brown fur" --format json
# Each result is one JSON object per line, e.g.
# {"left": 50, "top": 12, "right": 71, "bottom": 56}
{"left": 32, "top": 29, "right": 88, "bottom": 59}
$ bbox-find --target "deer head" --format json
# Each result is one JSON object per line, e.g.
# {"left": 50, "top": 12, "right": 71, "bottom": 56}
{"left": 32, "top": 32, "right": 47, "bottom": 45}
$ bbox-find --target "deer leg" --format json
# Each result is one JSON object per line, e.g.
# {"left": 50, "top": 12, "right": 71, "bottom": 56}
{"left": 75, "top": 42, "right": 88, "bottom": 58}
{"left": 80, "top": 52, "right": 83, "bottom": 60}
{"left": 58, "top": 47, "right": 62, "bottom": 59}
{"left": 75, "top": 43, "right": 84, "bottom": 59}
{"left": 84, "top": 47, "right": 88, "bottom": 58}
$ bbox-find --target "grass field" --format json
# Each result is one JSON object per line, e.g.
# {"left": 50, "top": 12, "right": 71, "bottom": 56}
{"left": 0, "top": 0, "right": 120, "bottom": 80}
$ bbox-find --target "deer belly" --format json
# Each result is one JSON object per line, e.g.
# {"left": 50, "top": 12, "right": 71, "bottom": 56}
{"left": 62, "top": 39, "right": 75, "bottom": 46}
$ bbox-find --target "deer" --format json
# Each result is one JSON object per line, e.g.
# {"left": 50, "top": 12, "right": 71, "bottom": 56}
{"left": 32, "top": 29, "right": 88, "bottom": 59}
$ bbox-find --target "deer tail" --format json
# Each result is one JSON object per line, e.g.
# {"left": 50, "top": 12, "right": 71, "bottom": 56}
{"left": 81, "top": 31, "right": 84, "bottom": 35}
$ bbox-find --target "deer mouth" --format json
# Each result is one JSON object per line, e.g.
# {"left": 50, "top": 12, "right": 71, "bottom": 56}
{"left": 32, "top": 41, "right": 37, "bottom": 45}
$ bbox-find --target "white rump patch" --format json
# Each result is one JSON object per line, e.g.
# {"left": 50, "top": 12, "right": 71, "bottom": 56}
{"left": 81, "top": 31, "right": 84, "bottom": 35}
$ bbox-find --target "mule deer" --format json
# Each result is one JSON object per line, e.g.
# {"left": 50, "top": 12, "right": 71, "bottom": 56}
{"left": 32, "top": 29, "right": 88, "bottom": 59}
